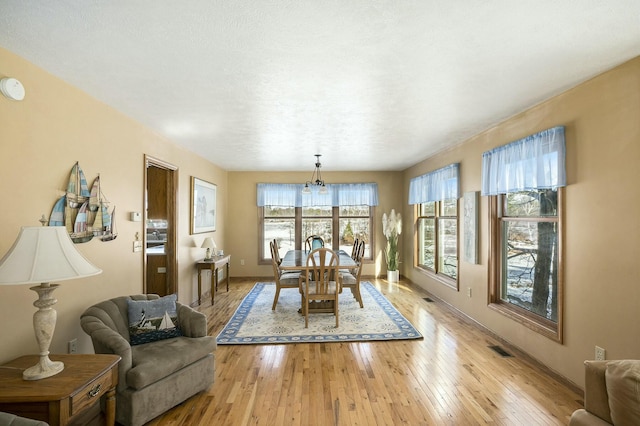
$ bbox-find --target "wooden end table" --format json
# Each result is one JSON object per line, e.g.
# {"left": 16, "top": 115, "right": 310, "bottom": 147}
{"left": 0, "top": 354, "right": 120, "bottom": 426}
{"left": 195, "top": 254, "right": 230, "bottom": 305}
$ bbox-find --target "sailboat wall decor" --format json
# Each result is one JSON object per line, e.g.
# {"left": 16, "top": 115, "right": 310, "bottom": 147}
{"left": 48, "top": 162, "right": 117, "bottom": 244}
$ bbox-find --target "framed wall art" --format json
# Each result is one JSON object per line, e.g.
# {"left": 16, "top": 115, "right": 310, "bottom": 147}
{"left": 463, "top": 191, "right": 479, "bottom": 264}
{"left": 191, "top": 177, "right": 216, "bottom": 234}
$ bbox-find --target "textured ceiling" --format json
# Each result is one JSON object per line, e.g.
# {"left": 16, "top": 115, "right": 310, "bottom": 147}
{"left": 1, "top": 1, "right": 639, "bottom": 172}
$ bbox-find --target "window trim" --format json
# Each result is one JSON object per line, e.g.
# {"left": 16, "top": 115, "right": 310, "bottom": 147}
{"left": 487, "top": 190, "right": 564, "bottom": 343}
{"left": 414, "top": 200, "right": 459, "bottom": 290}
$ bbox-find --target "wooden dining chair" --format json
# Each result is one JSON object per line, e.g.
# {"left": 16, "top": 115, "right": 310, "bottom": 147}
{"left": 341, "top": 240, "right": 365, "bottom": 308}
{"left": 299, "top": 247, "right": 341, "bottom": 328}
{"left": 342, "top": 239, "right": 364, "bottom": 273}
{"left": 304, "top": 235, "right": 325, "bottom": 251}
{"left": 350, "top": 238, "right": 360, "bottom": 259}
{"left": 270, "top": 240, "right": 301, "bottom": 310}
{"left": 272, "top": 238, "right": 282, "bottom": 265}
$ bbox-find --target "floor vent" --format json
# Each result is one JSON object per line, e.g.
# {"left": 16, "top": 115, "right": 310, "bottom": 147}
{"left": 423, "top": 297, "right": 434, "bottom": 302}
{"left": 489, "top": 345, "right": 513, "bottom": 357}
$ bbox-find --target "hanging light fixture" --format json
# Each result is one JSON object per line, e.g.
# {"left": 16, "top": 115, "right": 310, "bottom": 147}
{"left": 302, "top": 154, "right": 328, "bottom": 195}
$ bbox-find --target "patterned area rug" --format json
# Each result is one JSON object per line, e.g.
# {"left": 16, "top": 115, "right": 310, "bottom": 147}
{"left": 216, "top": 282, "right": 422, "bottom": 344}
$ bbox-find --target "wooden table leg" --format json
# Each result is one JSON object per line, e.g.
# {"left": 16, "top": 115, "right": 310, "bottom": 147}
{"left": 105, "top": 386, "right": 116, "bottom": 426}
{"left": 211, "top": 268, "right": 218, "bottom": 305}
{"left": 226, "top": 262, "right": 230, "bottom": 291}
{"left": 197, "top": 269, "right": 202, "bottom": 305}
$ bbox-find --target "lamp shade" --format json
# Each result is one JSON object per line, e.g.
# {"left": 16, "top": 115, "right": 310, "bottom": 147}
{"left": 201, "top": 237, "right": 217, "bottom": 250}
{"left": 0, "top": 226, "right": 102, "bottom": 285}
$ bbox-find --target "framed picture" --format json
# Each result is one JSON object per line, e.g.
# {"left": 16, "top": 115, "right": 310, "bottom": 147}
{"left": 463, "top": 191, "right": 479, "bottom": 264}
{"left": 191, "top": 177, "right": 216, "bottom": 234}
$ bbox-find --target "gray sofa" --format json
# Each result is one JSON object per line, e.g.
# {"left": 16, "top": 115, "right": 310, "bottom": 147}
{"left": 81, "top": 295, "right": 216, "bottom": 426}
{"left": 570, "top": 360, "right": 640, "bottom": 426}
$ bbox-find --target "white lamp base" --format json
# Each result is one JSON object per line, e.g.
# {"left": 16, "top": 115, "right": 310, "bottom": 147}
{"left": 24, "top": 283, "right": 65, "bottom": 380}
{"left": 23, "top": 356, "right": 64, "bottom": 380}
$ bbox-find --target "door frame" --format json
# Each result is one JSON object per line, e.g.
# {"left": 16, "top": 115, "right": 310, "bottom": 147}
{"left": 144, "top": 155, "right": 178, "bottom": 296}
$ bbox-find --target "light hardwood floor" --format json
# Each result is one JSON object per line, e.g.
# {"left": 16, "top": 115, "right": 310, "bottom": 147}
{"left": 147, "top": 278, "right": 583, "bottom": 425}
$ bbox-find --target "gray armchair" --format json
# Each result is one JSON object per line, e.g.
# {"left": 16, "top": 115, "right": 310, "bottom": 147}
{"left": 81, "top": 295, "right": 216, "bottom": 426}
{"left": 0, "top": 412, "right": 48, "bottom": 426}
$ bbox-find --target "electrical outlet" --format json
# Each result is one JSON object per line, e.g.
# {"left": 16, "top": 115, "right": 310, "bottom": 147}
{"left": 68, "top": 338, "right": 78, "bottom": 354}
{"left": 467, "top": 287, "right": 472, "bottom": 297}
{"left": 240, "top": 259, "right": 245, "bottom": 265}
{"left": 595, "top": 346, "right": 606, "bottom": 361}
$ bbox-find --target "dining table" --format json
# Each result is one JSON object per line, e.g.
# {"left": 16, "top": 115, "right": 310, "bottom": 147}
{"left": 279, "top": 249, "right": 357, "bottom": 271}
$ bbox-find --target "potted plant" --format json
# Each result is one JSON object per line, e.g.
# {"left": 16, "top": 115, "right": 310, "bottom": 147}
{"left": 382, "top": 209, "right": 402, "bottom": 282}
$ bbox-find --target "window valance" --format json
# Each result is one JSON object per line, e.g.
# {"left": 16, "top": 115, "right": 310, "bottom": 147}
{"left": 481, "top": 126, "right": 566, "bottom": 196}
{"left": 408, "top": 163, "right": 459, "bottom": 205}
{"left": 257, "top": 183, "right": 379, "bottom": 207}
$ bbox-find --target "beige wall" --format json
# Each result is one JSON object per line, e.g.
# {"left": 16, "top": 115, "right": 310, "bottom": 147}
{"left": 226, "top": 171, "right": 404, "bottom": 278}
{"left": 0, "top": 48, "right": 226, "bottom": 362}
{"left": 402, "top": 56, "right": 640, "bottom": 387}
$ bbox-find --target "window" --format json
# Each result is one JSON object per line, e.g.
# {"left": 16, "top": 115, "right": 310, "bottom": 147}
{"left": 257, "top": 183, "right": 378, "bottom": 263}
{"left": 260, "top": 205, "right": 374, "bottom": 262}
{"left": 483, "top": 126, "right": 566, "bottom": 341}
{"left": 339, "top": 205, "right": 371, "bottom": 258}
{"left": 409, "top": 163, "right": 460, "bottom": 288}
{"left": 302, "top": 206, "right": 333, "bottom": 248}
{"left": 263, "top": 206, "right": 295, "bottom": 261}
{"left": 416, "top": 200, "right": 458, "bottom": 285}
{"left": 488, "top": 189, "right": 563, "bottom": 340}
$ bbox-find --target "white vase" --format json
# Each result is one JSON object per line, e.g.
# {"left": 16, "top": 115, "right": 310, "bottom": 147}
{"left": 387, "top": 270, "right": 399, "bottom": 282}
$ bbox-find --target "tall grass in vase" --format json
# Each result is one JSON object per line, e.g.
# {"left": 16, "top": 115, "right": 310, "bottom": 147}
{"left": 382, "top": 209, "right": 402, "bottom": 281}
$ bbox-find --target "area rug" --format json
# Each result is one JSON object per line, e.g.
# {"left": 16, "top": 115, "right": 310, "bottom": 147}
{"left": 216, "top": 281, "right": 422, "bottom": 344}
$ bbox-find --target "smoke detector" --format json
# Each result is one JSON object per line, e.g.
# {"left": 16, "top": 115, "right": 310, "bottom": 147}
{"left": 1, "top": 77, "right": 26, "bottom": 101}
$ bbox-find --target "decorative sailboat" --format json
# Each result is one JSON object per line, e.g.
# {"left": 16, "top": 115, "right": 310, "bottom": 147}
{"left": 158, "top": 311, "right": 176, "bottom": 330}
{"left": 88, "top": 175, "right": 113, "bottom": 238}
{"left": 48, "top": 162, "right": 117, "bottom": 244}
{"left": 49, "top": 195, "right": 66, "bottom": 226}
{"left": 101, "top": 205, "right": 118, "bottom": 241}
{"left": 70, "top": 201, "right": 94, "bottom": 243}
{"left": 64, "top": 162, "right": 93, "bottom": 243}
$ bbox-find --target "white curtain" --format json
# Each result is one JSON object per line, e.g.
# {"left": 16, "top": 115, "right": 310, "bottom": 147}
{"left": 408, "top": 163, "right": 459, "bottom": 205}
{"left": 256, "top": 183, "right": 301, "bottom": 207}
{"left": 335, "top": 183, "right": 379, "bottom": 206}
{"left": 257, "top": 183, "right": 379, "bottom": 207}
{"left": 481, "top": 126, "right": 566, "bottom": 196}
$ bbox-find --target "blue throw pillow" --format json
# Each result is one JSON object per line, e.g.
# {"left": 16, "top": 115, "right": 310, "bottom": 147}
{"left": 127, "top": 294, "right": 182, "bottom": 345}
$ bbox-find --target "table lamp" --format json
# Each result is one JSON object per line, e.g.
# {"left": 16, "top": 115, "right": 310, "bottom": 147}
{"left": 201, "top": 237, "right": 217, "bottom": 261}
{"left": 0, "top": 226, "right": 102, "bottom": 380}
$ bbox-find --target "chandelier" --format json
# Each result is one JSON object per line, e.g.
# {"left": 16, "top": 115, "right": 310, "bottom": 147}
{"left": 302, "top": 154, "right": 328, "bottom": 195}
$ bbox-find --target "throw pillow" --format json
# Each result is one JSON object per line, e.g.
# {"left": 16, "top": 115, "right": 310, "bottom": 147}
{"left": 127, "top": 294, "right": 182, "bottom": 345}
{"left": 605, "top": 359, "right": 640, "bottom": 426}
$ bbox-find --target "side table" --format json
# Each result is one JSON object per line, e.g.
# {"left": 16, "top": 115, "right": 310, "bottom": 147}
{"left": 195, "top": 254, "right": 231, "bottom": 305}
{"left": 0, "top": 354, "right": 120, "bottom": 426}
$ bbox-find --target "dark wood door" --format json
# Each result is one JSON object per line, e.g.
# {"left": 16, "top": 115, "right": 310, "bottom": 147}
{"left": 145, "top": 156, "right": 178, "bottom": 297}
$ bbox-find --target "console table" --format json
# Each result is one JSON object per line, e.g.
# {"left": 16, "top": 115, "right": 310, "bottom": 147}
{"left": 195, "top": 254, "right": 230, "bottom": 305}
{"left": 0, "top": 354, "right": 120, "bottom": 426}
